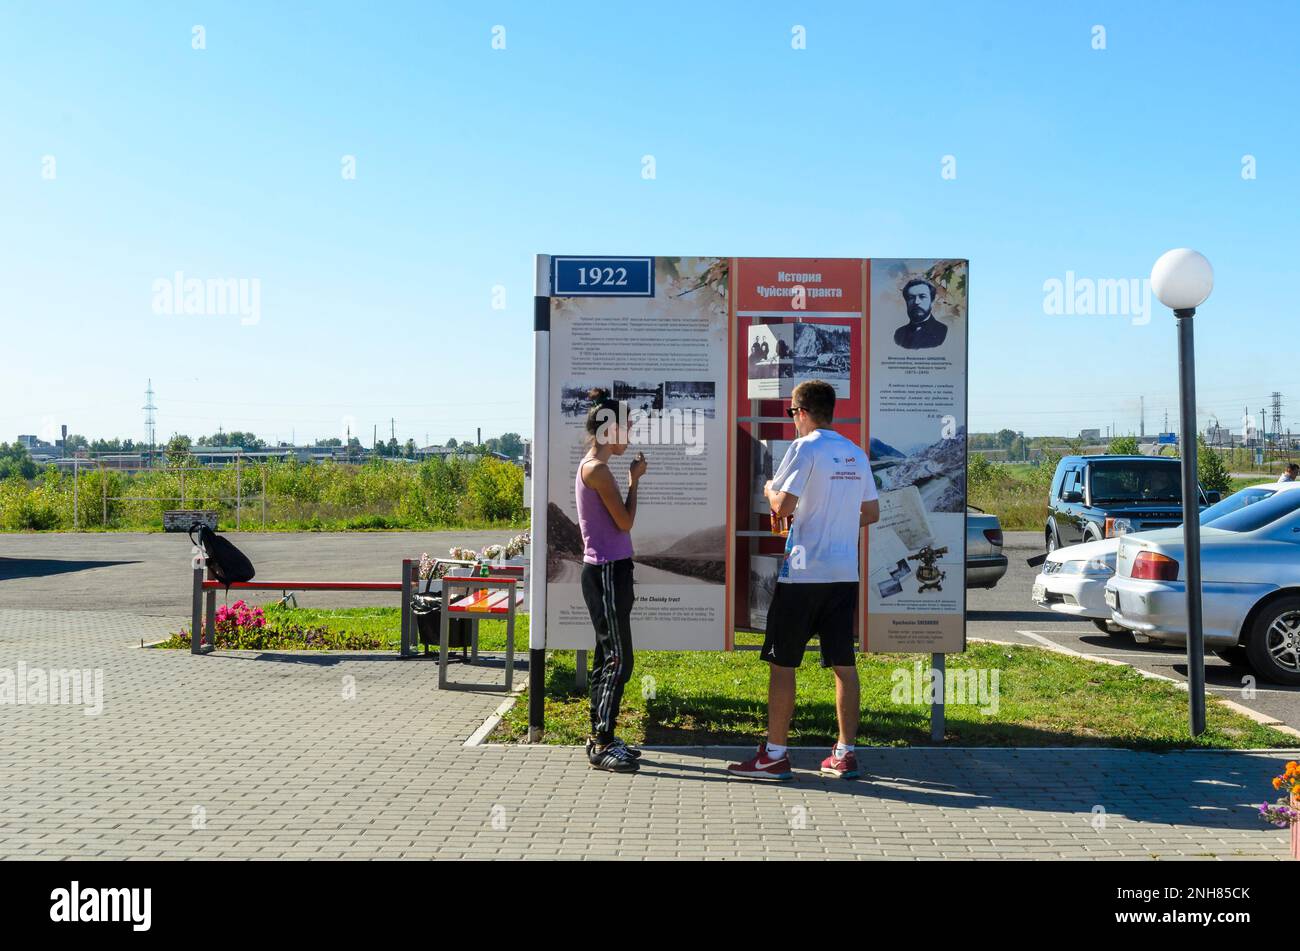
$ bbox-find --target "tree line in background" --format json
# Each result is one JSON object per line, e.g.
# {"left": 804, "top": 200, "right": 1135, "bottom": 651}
{"left": 0, "top": 451, "right": 525, "bottom": 532}
{"left": 16, "top": 429, "right": 527, "bottom": 459}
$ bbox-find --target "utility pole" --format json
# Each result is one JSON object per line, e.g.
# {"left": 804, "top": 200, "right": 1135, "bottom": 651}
{"left": 1140, "top": 396, "right": 1145, "bottom": 438}
{"left": 143, "top": 379, "right": 157, "bottom": 468}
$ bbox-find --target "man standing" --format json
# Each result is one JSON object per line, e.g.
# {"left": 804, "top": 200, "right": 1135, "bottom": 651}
{"left": 893, "top": 278, "right": 948, "bottom": 350}
{"left": 728, "top": 380, "right": 880, "bottom": 781}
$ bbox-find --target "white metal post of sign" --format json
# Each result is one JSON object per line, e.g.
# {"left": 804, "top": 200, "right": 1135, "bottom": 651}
{"left": 527, "top": 260, "right": 552, "bottom": 742}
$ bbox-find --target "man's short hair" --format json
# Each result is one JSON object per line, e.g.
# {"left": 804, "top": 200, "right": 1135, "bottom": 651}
{"left": 1288, "top": 462, "right": 1299, "bottom": 473}
{"left": 792, "top": 379, "right": 836, "bottom": 423}
{"left": 901, "top": 278, "right": 936, "bottom": 299}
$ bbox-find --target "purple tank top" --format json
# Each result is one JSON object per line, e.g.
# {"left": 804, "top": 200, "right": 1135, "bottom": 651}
{"left": 576, "top": 460, "right": 634, "bottom": 564}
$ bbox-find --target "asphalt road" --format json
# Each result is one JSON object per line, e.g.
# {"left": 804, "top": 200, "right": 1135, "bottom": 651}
{"left": 2, "top": 528, "right": 1297, "bottom": 731}
{"left": 980, "top": 531, "right": 1300, "bottom": 735}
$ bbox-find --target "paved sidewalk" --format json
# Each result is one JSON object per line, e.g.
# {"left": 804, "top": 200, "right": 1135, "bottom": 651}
{"left": 0, "top": 608, "right": 1294, "bottom": 860}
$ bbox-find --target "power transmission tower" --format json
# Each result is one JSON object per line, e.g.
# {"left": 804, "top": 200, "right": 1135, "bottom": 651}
{"left": 1271, "top": 392, "right": 1283, "bottom": 449}
{"left": 143, "top": 380, "right": 157, "bottom": 468}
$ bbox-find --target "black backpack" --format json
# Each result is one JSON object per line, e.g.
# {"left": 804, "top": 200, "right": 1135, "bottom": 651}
{"left": 190, "top": 525, "right": 256, "bottom": 589}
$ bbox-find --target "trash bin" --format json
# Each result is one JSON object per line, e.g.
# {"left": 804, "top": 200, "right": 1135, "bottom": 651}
{"left": 411, "top": 593, "right": 473, "bottom": 656}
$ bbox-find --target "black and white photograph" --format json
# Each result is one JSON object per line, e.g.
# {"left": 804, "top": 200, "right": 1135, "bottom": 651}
{"left": 792, "top": 321, "right": 852, "bottom": 398}
{"left": 751, "top": 438, "right": 794, "bottom": 514}
{"left": 612, "top": 379, "right": 664, "bottom": 413}
{"left": 559, "top": 381, "right": 610, "bottom": 419}
{"left": 892, "top": 277, "right": 949, "bottom": 350}
{"left": 747, "top": 554, "right": 783, "bottom": 630}
{"left": 664, "top": 380, "right": 716, "bottom": 418}
{"left": 746, "top": 323, "right": 793, "bottom": 398}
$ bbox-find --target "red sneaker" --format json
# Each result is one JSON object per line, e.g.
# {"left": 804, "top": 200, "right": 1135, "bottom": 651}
{"left": 820, "top": 746, "right": 859, "bottom": 779}
{"left": 727, "top": 743, "right": 793, "bottom": 781}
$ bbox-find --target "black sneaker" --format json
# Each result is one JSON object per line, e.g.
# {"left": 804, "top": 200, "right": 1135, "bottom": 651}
{"left": 610, "top": 737, "right": 642, "bottom": 759}
{"left": 587, "top": 738, "right": 639, "bottom": 772}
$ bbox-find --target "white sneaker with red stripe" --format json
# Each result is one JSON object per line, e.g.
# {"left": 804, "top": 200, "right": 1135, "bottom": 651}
{"left": 726, "top": 743, "right": 793, "bottom": 781}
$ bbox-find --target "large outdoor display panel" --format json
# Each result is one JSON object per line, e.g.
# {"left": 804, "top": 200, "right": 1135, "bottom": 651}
{"left": 533, "top": 255, "right": 967, "bottom": 654}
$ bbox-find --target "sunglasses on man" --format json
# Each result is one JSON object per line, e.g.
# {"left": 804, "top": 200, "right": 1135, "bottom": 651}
{"left": 786, "top": 404, "right": 805, "bottom": 418}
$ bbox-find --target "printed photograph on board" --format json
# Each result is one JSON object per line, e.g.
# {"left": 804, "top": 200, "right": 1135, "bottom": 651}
{"left": 746, "top": 323, "right": 792, "bottom": 398}
{"left": 560, "top": 381, "right": 611, "bottom": 420}
{"left": 664, "top": 380, "right": 716, "bottom": 419}
{"left": 748, "top": 554, "right": 783, "bottom": 630}
{"left": 613, "top": 379, "right": 664, "bottom": 414}
{"left": 792, "top": 322, "right": 852, "bottom": 398}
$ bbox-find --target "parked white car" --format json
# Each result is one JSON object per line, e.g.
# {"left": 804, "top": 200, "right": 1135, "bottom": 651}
{"left": 1034, "top": 481, "right": 1300, "bottom": 635}
{"left": 1032, "top": 537, "right": 1122, "bottom": 633}
{"left": 1105, "top": 487, "right": 1300, "bottom": 684}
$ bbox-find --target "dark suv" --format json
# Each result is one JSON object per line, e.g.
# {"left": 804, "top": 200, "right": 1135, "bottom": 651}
{"left": 1045, "top": 455, "right": 1220, "bottom": 551}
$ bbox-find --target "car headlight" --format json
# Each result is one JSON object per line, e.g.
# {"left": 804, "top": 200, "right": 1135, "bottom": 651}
{"left": 1105, "top": 517, "right": 1134, "bottom": 538}
{"left": 1060, "top": 558, "right": 1115, "bottom": 576}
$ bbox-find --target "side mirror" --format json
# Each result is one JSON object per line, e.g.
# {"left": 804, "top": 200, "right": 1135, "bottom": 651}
{"left": 1204, "top": 491, "right": 1221, "bottom": 504}
{"left": 1063, "top": 490, "right": 1084, "bottom": 504}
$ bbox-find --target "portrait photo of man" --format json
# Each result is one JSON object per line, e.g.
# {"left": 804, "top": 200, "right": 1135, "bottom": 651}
{"left": 893, "top": 278, "right": 949, "bottom": 350}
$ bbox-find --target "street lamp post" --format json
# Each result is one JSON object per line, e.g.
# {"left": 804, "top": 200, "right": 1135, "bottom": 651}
{"left": 1151, "top": 248, "right": 1214, "bottom": 736}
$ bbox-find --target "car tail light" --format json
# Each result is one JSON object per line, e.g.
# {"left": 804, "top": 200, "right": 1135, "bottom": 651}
{"left": 1131, "top": 550, "right": 1179, "bottom": 581}
{"left": 983, "top": 528, "right": 1003, "bottom": 546}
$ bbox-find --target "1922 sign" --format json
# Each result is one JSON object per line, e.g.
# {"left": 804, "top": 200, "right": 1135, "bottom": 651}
{"left": 551, "top": 256, "right": 654, "bottom": 297}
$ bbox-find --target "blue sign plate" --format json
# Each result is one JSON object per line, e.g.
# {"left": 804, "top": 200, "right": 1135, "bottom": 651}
{"left": 551, "top": 256, "right": 654, "bottom": 297}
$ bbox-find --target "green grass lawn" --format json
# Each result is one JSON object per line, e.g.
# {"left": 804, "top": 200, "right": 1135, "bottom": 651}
{"left": 177, "top": 605, "right": 1296, "bottom": 750}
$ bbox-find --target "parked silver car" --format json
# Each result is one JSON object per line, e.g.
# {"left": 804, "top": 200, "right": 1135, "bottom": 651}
{"left": 966, "top": 507, "right": 1008, "bottom": 589}
{"left": 1034, "top": 481, "right": 1300, "bottom": 634}
{"left": 1105, "top": 488, "right": 1300, "bottom": 684}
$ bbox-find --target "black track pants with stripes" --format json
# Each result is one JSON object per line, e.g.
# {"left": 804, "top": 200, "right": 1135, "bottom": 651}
{"left": 581, "top": 558, "right": 636, "bottom": 744}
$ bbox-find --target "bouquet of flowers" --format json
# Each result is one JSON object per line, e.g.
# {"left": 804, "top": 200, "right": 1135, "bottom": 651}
{"left": 214, "top": 600, "right": 266, "bottom": 633}
{"left": 1259, "top": 761, "right": 1300, "bottom": 827}
{"left": 503, "top": 531, "right": 531, "bottom": 559}
{"left": 443, "top": 532, "right": 531, "bottom": 566}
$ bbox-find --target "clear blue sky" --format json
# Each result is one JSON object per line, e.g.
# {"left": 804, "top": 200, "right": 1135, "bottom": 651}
{"left": 2, "top": 1, "right": 1296, "bottom": 446}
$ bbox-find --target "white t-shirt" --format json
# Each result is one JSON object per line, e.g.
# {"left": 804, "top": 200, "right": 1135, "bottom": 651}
{"left": 770, "top": 428, "right": 877, "bottom": 584}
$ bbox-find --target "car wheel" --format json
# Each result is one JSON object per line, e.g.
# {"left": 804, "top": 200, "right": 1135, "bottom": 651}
{"left": 1046, "top": 526, "right": 1058, "bottom": 554}
{"left": 1092, "top": 618, "right": 1128, "bottom": 636}
{"left": 1214, "top": 646, "right": 1248, "bottom": 666}
{"left": 1245, "top": 595, "right": 1300, "bottom": 686}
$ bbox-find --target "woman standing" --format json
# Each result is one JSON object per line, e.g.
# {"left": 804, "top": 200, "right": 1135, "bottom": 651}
{"left": 576, "top": 389, "right": 646, "bottom": 772}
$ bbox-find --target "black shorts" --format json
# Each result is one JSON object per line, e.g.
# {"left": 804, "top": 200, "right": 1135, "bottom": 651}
{"left": 761, "top": 581, "right": 858, "bottom": 668}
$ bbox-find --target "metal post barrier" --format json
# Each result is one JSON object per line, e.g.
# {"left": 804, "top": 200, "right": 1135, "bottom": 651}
{"left": 204, "top": 560, "right": 217, "bottom": 648}
{"left": 101, "top": 465, "right": 107, "bottom": 526}
{"left": 190, "top": 564, "right": 204, "bottom": 654}
{"left": 930, "top": 652, "right": 945, "bottom": 743}
{"left": 236, "top": 454, "right": 242, "bottom": 530}
{"left": 72, "top": 462, "right": 79, "bottom": 530}
{"left": 575, "top": 650, "right": 588, "bottom": 691}
{"left": 438, "top": 586, "right": 450, "bottom": 688}
{"left": 180, "top": 469, "right": 185, "bottom": 508}
{"left": 261, "top": 467, "right": 267, "bottom": 528}
{"left": 399, "top": 559, "right": 413, "bottom": 657}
